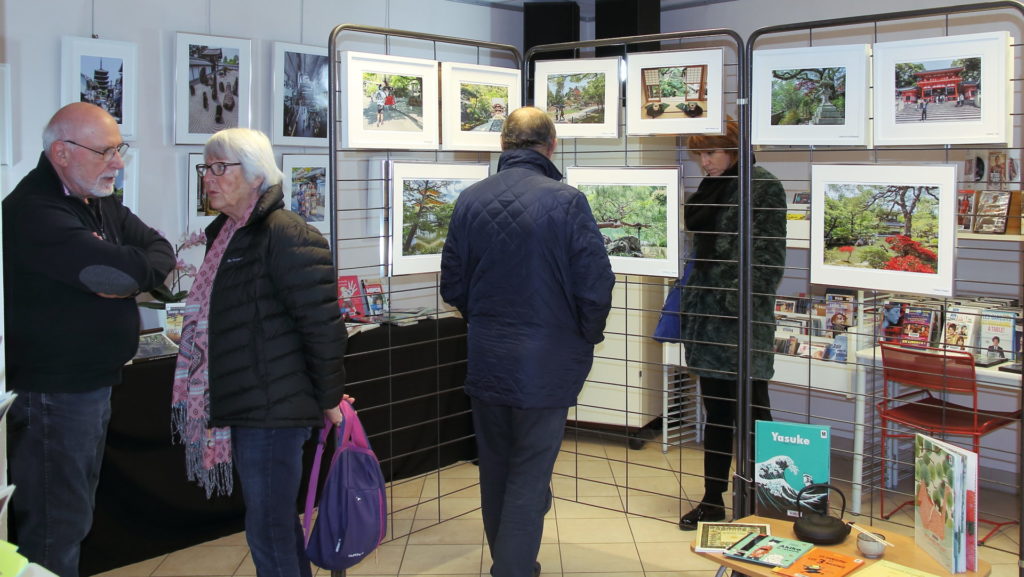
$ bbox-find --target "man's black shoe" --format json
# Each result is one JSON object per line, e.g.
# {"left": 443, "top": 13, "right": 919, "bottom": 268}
{"left": 678, "top": 502, "right": 725, "bottom": 531}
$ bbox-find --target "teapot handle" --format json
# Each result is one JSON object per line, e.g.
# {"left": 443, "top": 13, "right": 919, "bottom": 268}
{"left": 795, "top": 482, "right": 846, "bottom": 518}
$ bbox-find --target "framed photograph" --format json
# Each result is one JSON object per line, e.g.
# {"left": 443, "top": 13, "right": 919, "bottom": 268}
{"left": 340, "top": 51, "right": 439, "bottom": 150}
{"left": 792, "top": 192, "right": 811, "bottom": 204}
{"left": 956, "top": 189, "right": 976, "bottom": 231}
{"left": 282, "top": 154, "right": 331, "bottom": 235}
{"left": 533, "top": 57, "right": 620, "bottom": 139}
{"left": 174, "top": 32, "right": 252, "bottom": 145}
{"left": 114, "top": 148, "right": 139, "bottom": 213}
{"left": 872, "top": 31, "right": 1011, "bottom": 146}
{"left": 972, "top": 189, "right": 1012, "bottom": 234}
{"left": 810, "top": 164, "right": 956, "bottom": 297}
{"left": 626, "top": 49, "right": 723, "bottom": 136}
{"left": 565, "top": 167, "right": 680, "bottom": 277}
{"left": 61, "top": 36, "right": 138, "bottom": 140}
{"left": 751, "top": 44, "right": 870, "bottom": 146}
{"left": 387, "top": 161, "right": 490, "bottom": 275}
{"left": 186, "top": 152, "right": 218, "bottom": 233}
{"left": 272, "top": 42, "right": 328, "bottom": 146}
{"left": 440, "top": 62, "right": 521, "bottom": 151}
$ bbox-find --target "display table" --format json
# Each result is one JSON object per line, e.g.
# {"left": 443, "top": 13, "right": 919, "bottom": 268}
{"left": 691, "top": 515, "right": 991, "bottom": 577}
{"left": 80, "top": 317, "right": 473, "bottom": 575}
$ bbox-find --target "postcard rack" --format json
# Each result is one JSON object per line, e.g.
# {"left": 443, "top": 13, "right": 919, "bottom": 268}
{"left": 747, "top": 0, "right": 1024, "bottom": 552}
{"left": 326, "top": 24, "right": 520, "bottom": 561}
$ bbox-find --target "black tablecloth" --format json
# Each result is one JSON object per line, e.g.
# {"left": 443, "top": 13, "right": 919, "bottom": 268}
{"left": 80, "top": 317, "right": 473, "bottom": 575}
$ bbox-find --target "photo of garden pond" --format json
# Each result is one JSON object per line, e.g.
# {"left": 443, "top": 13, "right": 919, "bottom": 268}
{"left": 770, "top": 65, "right": 846, "bottom": 126}
{"left": 823, "top": 181, "right": 940, "bottom": 274}
{"left": 545, "top": 72, "right": 606, "bottom": 124}
{"left": 579, "top": 184, "right": 669, "bottom": 258}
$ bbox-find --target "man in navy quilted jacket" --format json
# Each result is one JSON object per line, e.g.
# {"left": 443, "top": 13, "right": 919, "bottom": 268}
{"left": 441, "top": 106, "right": 614, "bottom": 577}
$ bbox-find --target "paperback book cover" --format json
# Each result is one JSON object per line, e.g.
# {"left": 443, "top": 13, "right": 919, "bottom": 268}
{"left": 972, "top": 190, "right": 1012, "bottom": 234}
{"left": 361, "top": 278, "right": 389, "bottom": 316}
{"left": 942, "top": 306, "right": 981, "bottom": 353}
{"left": 754, "top": 421, "right": 831, "bottom": 520}
{"left": 854, "top": 560, "right": 943, "bottom": 577}
{"left": 723, "top": 533, "right": 814, "bottom": 568}
{"left": 695, "top": 522, "right": 771, "bottom": 553}
{"left": 914, "top": 433, "right": 974, "bottom": 573}
{"left": 772, "top": 547, "right": 864, "bottom": 577}
{"left": 900, "top": 307, "right": 936, "bottom": 347}
{"left": 978, "top": 309, "right": 1019, "bottom": 361}
{"left": 336, "top": 275, "right": 366, "bottom": 320}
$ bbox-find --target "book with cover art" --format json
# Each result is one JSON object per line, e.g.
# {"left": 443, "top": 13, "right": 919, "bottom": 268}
{"left": 853, "top": 560, "right": 943, "bottom": 577}
{"left": 914, "top": 433, "right": 975, "bottom": 573}
{"left": 972, "top": 190, "right": 1011, "bottom": 234}
{"left": 942, "top": 306, "right": 981, "bottom": 353}
{"left": 695, "top": 522, "right": 771, "bottom": 553}
{"left": 133, "top": 332, "right": 180, "bottom": 361}
{"left": 724, "top": 533, "right": 815, "bottom": 568}
{"left": 978, "top": 309, "right": 1019, "bottom": 361}
{"left": 900, "top": 307, "right": 936, "bottom": 347}
{"left": 772, "top": 547, "right": 864, "bottom": 577}
{"left": 754, "top": 421, "right": 831, "bottom": 520}
{"left": 336, "top": 275, "right": 366, "bottom": 320}
{"left": 361, "top": 278, "right": 389, "bottom": 316}
{"left": 163, "top": 302, "right": 186, "bottom": 345}
{"left": 956, "top": 190, "right": 975, "bottom": 231}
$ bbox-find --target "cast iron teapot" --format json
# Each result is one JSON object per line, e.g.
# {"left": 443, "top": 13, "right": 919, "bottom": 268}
{"left": 793, "top": 483, "right": 851, "bottom": 545}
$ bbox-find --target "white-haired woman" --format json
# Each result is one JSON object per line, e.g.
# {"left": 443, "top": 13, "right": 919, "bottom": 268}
{"left": 171, "top": 128, "right": 348, "bottom": 576}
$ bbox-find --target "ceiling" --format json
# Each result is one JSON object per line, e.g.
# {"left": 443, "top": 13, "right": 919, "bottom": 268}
{"left": 446, "top": 0, "right": 739, "bottom": 20}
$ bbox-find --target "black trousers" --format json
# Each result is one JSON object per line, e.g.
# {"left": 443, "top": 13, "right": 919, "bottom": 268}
{"left": 699, "top": 376, "right": 772, "bottom": 495}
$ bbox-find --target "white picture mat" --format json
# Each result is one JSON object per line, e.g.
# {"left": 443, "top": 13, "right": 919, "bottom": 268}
{"left": 440, "top": 61, "right": 521, "bottom": 151}
{"left": 60, "top": 36, "right": 138, "bottom": 140}
{"left": 340, "top": 51, "right": 440, "bottom": 150}
{"left": 566, "top": 166, "right": 680, "bottom": 278}
{"left": 388, "top": 161, "right": 490, "bottom": 276}
{"left": 0, "top": 64, "right": 11, "bottom": 166}
{"left": 626, "top": 48, "right": 724, "bottom": 136}
{"left": 272, "top": 42, "right": 328, "bottom": 147}
{"left": 174, "top": 32, "right": 252, "bottom": 145}
{"left": 751, "top": 44, "right": 871, "bottom": 146}
{"left": 281, "top": 154, "right": 331, "bottom": 235}
{"left": 872, "top": 31, "right": 1011, "bottom": 146}
{"left": 116, "top": 148, "right": 139, "bottom": 213}
{"left": 810, "top": 163, "right": 956, "bottom": 297}
{"left": 533, "top": 57, "right": 621, "bottom": 139}
{"left": 186, "top": 152, "right": 218, "bottom": 234}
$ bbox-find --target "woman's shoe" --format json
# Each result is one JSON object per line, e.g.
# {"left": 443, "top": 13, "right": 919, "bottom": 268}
{"left": 678, "top": 502, "right": 726, "bottom": 531}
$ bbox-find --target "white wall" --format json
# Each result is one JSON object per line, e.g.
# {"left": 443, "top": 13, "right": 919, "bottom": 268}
{"left": 1, "top": 0, "right": 523, "bottom": 248}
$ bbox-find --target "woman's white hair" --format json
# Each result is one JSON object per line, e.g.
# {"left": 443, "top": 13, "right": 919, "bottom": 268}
{"left": 204, "top": 128, "right": 283, "bottom": 193}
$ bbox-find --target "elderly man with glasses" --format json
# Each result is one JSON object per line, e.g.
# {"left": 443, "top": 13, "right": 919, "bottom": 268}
{"left": 3, "top": 102, "right": 174, "bottom": 577}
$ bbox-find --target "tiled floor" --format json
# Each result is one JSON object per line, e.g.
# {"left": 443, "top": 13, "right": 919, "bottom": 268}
{"left": 95, "top": 431, "right": 1021, "bottom": 577}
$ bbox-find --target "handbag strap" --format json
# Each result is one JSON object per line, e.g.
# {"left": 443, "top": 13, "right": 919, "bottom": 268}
{"left": 302, "top": 401, "right": 363, "bottom": 543}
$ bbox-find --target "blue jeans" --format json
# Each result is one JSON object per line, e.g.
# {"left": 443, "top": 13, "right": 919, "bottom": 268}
{"left": 232, "top": 426, "right": 312, "bottom": 577}
{"left": 471, "top": 399, "right": 567, "bottom": 577}
{"left": 8, "top": 388, "right": 112, "bottom": 577}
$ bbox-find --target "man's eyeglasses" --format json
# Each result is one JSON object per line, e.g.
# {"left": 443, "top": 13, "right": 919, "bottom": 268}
{"left": 63, "top": 140, "right": 129, "bottom": 162}
{"left": 196, "top": 162, "right": 242, "bottom": 177}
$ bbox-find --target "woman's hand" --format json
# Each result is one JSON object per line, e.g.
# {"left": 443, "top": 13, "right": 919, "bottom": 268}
{"left": 323, "top": 394, "right": 357, "bottom": 425}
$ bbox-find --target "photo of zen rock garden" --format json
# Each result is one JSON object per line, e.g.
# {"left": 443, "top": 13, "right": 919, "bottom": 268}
{"left": 893, "top": 56, "right": 981, "bottom": 124}
{"left": 187, "top": 44, "right": 240, "bottom": 133}
{"left": 459, "top": 82, "right": 508, "bottom": 132}
{"left": 770, "top": 65, "right": 846, "bottom": 126}
{"left": 638, "top": 64, "right": 708, "bottom": 120}
{"left": 400, "top": 178, "right": 479, "bottom": 256}
{"left": 579, "top": 184, "right": 669, "bottom": 258}
{"left": 362, "top": 72, "right": 423, "bottom": 131}
{"left": 79, "top": 55, "right": 124, "bottom": 124}
{"left": 823, "top": 182, "right": 940, "bottom": 274}
{"left": 545, "top": 72, "right": 606, "bottom": 124}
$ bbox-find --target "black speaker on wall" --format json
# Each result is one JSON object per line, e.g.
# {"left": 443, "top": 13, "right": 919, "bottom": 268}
{"left": 595, "top": 0, "right": 660, "bottom": 57}
{"left": 524, "top": 1, "right": 580, "bottom": 100}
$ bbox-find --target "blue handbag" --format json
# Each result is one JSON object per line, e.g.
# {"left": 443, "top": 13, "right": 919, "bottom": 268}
{"left": 652, "top": 257, "right": 695, "bottom": 343}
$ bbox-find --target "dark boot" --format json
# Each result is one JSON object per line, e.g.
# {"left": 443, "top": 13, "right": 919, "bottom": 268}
{"left": 678, "top": 501, "right": 726, "bottom": 531}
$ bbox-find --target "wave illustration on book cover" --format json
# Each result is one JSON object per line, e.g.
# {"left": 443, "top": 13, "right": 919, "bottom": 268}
{"left": 755, "top": 421, "right": 831, "bottom": 519}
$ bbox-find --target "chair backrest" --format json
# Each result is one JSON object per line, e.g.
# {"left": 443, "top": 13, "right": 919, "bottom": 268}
{"left": 880, "top": 343, "right": 977, "bottom": 394}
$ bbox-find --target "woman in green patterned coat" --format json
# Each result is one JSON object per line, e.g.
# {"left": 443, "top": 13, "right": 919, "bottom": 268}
{"left": 678, "top": 120, "right": 787, "bottom": 530}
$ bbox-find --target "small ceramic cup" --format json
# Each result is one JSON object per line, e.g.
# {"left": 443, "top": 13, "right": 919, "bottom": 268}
{"left": 856, "top": 532, "right": 887, "bottom": 559}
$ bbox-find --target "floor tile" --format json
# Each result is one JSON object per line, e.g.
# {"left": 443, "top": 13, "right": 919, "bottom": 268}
{"left": 557, "top": 516, "right": 634, "bottom": 543}
{"left": 559, "top": 542, "right": 643, "bottom": 573}
{"left": 93, "top": 555, "right": 165, "bottom": 577}
{"left": 398, "top": 544, "right": 482, "bottom": 575}
{"left": 407, "top": 518, "right": 484, "bottom": 545}
{"left": 151, "top": 545, "right": 247, "bottom": 576}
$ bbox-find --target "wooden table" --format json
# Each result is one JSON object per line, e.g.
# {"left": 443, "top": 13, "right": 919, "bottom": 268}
{"left": 691, "top": 515, "right": 991, "bottom": 577}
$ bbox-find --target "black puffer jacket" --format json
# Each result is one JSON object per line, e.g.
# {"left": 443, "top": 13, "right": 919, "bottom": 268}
{"left": 205, "top": 185, "right": 346, "bottom": 428}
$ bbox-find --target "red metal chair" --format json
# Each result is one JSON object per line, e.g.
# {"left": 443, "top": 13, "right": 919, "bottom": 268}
{"left": 876, "top": 343, "right": 1021, "bottom": 543}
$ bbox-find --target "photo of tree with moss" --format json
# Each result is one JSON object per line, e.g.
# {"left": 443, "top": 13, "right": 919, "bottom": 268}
{"left": 459, "top": 82, "right": 507, "bottom": 132}
{"left": 400, "top": 178, "right": 477, "bottom": 256}
{"left": 638, "top": 65, "right": 708, "bottom": 120}
{"left": 770, "top": 66, "right": 846, "bottom": 126}
{"left": 579, "top": 184, "right": 669, "bottom": 258}
{"left": 545, "top": 72, "right": 606, "bottom": 124}
{"left": 823, "top": 181, "right": 940, "bottom": 274}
